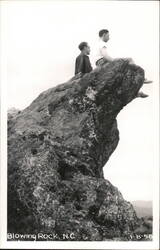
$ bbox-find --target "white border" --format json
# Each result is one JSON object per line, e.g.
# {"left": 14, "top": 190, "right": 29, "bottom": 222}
{"left": 0, "top": 0, "right": 159, "bottom": 249}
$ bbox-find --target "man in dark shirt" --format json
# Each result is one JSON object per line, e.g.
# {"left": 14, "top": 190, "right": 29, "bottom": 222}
{"left": 75, "top": 42, "right": 92, "bottom": 75}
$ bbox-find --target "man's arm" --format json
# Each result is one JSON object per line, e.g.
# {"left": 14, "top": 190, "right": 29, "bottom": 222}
{"left": 100, "top": 46, "right": 114, "bottom": 62}
{"left": 75, "top": 58, "right": 79, "bottom": 75}
{"left": 75, "top": 56, "right": 84, "bottom": 75}
{"left": 101, "top": 46, "right": 135, "bottom": 64}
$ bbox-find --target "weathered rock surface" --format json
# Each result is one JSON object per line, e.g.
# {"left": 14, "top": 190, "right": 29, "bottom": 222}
{"left": 8, "top": 107, "right": 21, "bottom": 120}
{"left": 8, "top": 59, "right": 146, "bottom": 240}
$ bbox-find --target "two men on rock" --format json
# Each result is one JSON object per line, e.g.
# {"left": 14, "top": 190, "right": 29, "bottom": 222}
{"left": 75, "top": 29, "right": 152, "bottom": 98}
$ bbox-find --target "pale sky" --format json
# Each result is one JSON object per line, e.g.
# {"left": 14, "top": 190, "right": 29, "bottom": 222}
{"left": 1, "top": 1, "right": 159, "bottom": 201}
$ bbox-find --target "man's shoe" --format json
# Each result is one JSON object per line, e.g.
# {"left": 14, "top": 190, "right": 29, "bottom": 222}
{"left": 144, "top": 79, "right": 153, "bottom": 84}
{"left": 136, "top": 92, "right": 149, "bottom": 98}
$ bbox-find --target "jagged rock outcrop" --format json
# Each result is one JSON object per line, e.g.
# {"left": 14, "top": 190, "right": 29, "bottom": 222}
{"left": 8, "top": 59, "right": 146, "bottom": 240}
{"left": 8, "top": 107, "right": 21, "bottom": 120}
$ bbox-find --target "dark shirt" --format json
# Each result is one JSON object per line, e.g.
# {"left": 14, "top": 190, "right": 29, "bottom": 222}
{"left": 75, "top": 53, "right": 92, "bottom": 75}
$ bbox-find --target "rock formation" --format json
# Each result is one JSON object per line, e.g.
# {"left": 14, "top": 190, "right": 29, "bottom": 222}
{"left": 8, "top": 107, "right": 21, "bottom": 120}
{"left": 8, "top": 59, "right": 148, "bottom": 240}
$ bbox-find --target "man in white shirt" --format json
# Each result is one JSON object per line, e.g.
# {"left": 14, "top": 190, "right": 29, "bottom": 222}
{"left": 95, "top": 29, "right": 114, "bottom": 66}
{"left": 95, "top": 29, "right": 151, "bottom": 97}
{"left": 95, "top": 29, "right": 135, "bottom": 66}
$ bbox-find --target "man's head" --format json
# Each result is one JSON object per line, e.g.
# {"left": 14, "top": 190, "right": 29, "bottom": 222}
{"left": 99, "top": 29, "right": 109, "bottom": 42}
{"left": 78, "top": 42, "right": 90, "bottom": 55}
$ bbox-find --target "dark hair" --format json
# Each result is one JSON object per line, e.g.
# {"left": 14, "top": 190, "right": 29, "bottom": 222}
{"left": 78, "top": 42, "right": 88, "bottom": 51}
{"left": 99, "top": 29, "right": 109, "bottom": 37}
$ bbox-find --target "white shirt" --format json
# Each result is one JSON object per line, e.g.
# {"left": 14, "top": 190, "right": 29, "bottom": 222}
{"left": 94, "top": 40, "right": 114, "bottom": 64}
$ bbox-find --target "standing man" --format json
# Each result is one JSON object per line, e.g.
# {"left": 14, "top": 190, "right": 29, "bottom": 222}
{"left": 75, "top": 42, "right": 92, "bottom": 76}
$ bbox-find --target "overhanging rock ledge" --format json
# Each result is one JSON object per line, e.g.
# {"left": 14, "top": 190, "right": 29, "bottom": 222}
{"left": 8, "top": 59, "right": 146, "bottom": 240}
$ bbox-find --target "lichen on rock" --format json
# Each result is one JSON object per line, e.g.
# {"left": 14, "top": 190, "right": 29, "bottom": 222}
{"left": 8, "top": 59, "right": 147, "bottom": 240}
